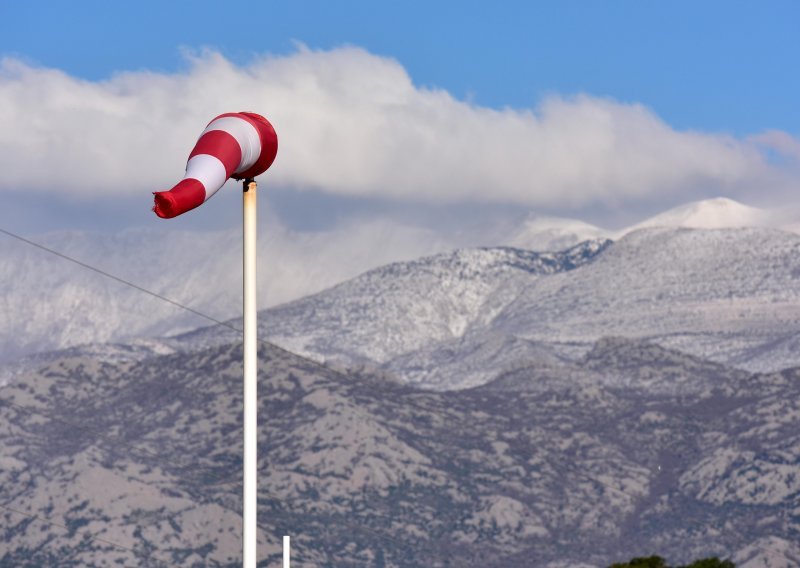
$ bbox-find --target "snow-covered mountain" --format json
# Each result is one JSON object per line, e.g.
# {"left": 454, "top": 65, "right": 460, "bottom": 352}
{"left": 0, "top": 228, "right": 241, "bottom": 362}
{"left": 494, "top": 227, "right": 800, "bottom": 371}
{"left": 4, "top": 197, "right": 800, "bottom": 566}
{"left": 279, "top": 227, "right": 800, "bottom": 382}
{"left": 259, "top": 239, "right": 610, "bottom": 364}
{"left": 506, "top": 215, "right": 608, "bottom": 251}
{"left": 164, "top": 239, "right": 607, "bottom": 361}
{"left": 2, "top": 197, "right": 799, "bottom": 376}
{"left": 0, "top": 222, "right": 448, "bottom": 362}
{"left": 624, "top": 196, "right": 773, "bottom": 232}
{"left": 160, "top": 225, "right": 800, "bottom": 391}
{"left": 507, "top": 197, "right": 790, "bottom": 252}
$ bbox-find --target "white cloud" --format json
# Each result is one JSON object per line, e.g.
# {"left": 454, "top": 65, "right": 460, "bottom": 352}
{"left": 0, "top": 46, "right": 794, "bottom": 208}
{"left": 751, "top": 130, "right": 800, "bottom": 162}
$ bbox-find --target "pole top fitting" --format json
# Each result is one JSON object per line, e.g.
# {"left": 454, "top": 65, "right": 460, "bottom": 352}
{"left": 243, "top": 178, "right": 257, "bottom": 192}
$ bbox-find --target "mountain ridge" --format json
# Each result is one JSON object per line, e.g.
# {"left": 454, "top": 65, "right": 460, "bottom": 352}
{"left": 2, "top": 196, "right": 797, "bottom": 365}
{"left": 6, "top": 224, "right": 800, "bottom": 393}
{"left": 2, "top": 336, "right": 799, "bottom": 566}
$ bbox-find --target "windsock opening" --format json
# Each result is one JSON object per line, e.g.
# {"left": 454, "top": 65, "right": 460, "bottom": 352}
{"left": 153, "top": 179, "right": 205, "bottom": 219}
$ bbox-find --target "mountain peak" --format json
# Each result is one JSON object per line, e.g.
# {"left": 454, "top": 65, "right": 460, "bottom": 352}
{"left": 503, "top": 197, "right": 783, "bottom": 253}
{"left": 627, "top": 197, "right": 770, "bottom": 232}
{"left": 506, "top": 215, "right": 607, "bottom": 252}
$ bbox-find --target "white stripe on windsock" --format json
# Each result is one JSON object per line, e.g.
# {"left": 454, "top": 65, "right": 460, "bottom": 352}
{"left": 201, "top": 116, "right": 262, "bottom": 174}
{"left": 184, "top": 154, "right": 228, "bottom": 202}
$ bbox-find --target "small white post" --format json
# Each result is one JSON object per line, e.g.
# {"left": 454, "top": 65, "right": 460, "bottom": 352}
{"left": 243, "top": 178, "right": 258, "bottom": 567}
{"left": 283, "top": 535, "right": 291, "bottom": 567}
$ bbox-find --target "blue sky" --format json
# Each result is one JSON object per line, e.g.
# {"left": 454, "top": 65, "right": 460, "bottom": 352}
{"left": 1, "top": 1, "right": 798, "bottom": 235}
{"left": 3, "top": 1, "right": 797, "bottom": 135}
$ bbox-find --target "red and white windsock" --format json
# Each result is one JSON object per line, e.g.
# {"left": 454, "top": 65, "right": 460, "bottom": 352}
{"left": 153, "top": 112, "right": 278, "bottom": 219}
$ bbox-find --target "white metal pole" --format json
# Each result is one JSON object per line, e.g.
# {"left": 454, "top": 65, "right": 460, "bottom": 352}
{"left": 243, "top": 178, "right": 258, "bottom": 567}
{"left": 283, "top": 535, "right": 291, "bottom": 567}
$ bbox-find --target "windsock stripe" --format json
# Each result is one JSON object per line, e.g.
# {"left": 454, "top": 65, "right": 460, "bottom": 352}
{"left": 201, "top": 116, "right": 261, "bottom": 175}
{"left": 189, "top": 130, "right": 242, "bottom": 178}
{"left": 229, "top": 112, "right": 279, "bottom": 180}
{"left": 183, "top": 154, "right": 228, "bottom": 202}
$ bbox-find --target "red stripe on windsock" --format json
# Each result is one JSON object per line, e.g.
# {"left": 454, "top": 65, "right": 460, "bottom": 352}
{"left": 153, "top": 178, "right": 206, "bottom": 219}
{"left": 189, "top": 130, "right": 242, "bottom": 178}
{"left": 215, "top": 112, "right": 279, "bottom": 180}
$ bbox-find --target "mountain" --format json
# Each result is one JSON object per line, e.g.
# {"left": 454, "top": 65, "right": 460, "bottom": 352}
{"left": 0, "top": 222, "right": 448, "bottom": 363}
{"left": 166, "top": 226, "right": 800, "bottom": 392}
{"left": 6, "top": 197, "right": 800, "bottom": 566}
{"left": 1, "top": 337, "right": 799, "bottom": 566}
{"left": 494, "top": 227, "right": 800, "bottom": 372}
{"left": 0, "top": 228, "right": 241, "bottom": 362}
{"left": 151, "top": 227, "right": 800, "bottom": 399}
{"left": 381, "top": 330, "right": 567, "bottom": 390}
{"left": 171, "top": 239, "right": 611, "bottom": 365}
{"left": 0, "top": 338, "right": 176, "bottom": 387}
{"left": 0, "top": 197, "right": 795, "bottom": 368}
{"left": 505, "top": 215, "right": 608, "bottom": 251}
{"left": 502, "top": 197, "right": 789, "bottom": 253}
{"left": 626, "top": 197, "right": 772, "bottom": 232}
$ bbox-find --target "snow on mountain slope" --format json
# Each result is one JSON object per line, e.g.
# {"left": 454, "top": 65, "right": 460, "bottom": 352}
{"left": 502, "top": 197, "right": 792, "bottom": 252}
{"left": 164, "top": 226, "right": 800, "bottom": 389}
{"left": 733, "top": 537, "right": 800, "bottom": 568}
{"left": 0, "top": 228, "right": 241, "bottom": 362}
{"left": 259, "top": 226, "right": 800, "bottom": 380}
{"left": 0, "top": 222, "right": 448, "bottom": 362}
{"left": 3, "top": 196, "right": 798, "bottom": 378}
{"left": 256, "top": 240, "right": 611, "bottom": 364}
{"left": 506, "top": 215, "right": 609, "bottom": 251}
{"left": 623, "top": 196, "right": 772, "bottom": 232}
{"left": 0, "top": 237, "right": 611, "bottom": 386}
{"left": 493, "top": 227, "right": 800, "bottom": 371}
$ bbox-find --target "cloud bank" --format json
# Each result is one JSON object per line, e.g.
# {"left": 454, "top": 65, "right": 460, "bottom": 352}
{"left": 0, "top": 46, "right": 794, "bottom": 208}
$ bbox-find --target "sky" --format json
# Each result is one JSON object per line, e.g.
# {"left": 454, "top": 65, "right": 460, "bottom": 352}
{"left": 1, "top": 1, "right": 799, "bottom": 240}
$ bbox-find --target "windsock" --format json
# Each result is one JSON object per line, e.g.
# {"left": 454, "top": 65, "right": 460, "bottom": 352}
{"left": 153, "top": 112, "right": 278, "bottom": 219}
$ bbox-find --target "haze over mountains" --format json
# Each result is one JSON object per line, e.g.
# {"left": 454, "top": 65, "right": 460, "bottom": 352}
{"left": 0, "top": 221, "right": 446, "bottom": 363}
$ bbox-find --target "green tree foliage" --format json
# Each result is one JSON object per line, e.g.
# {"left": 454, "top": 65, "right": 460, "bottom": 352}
{"left": 609, "top": 556, "right": 734, "bottom": 568}
{"left": 610, "top": 556, "right": 668, "bottom": 568}
{"left": 679, "top": 559, "right": 735, "bottom": 568}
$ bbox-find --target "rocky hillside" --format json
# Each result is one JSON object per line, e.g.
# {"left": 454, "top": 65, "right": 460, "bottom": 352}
{"left": 1, "top": 338, "right": 799, "bottom": 567}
